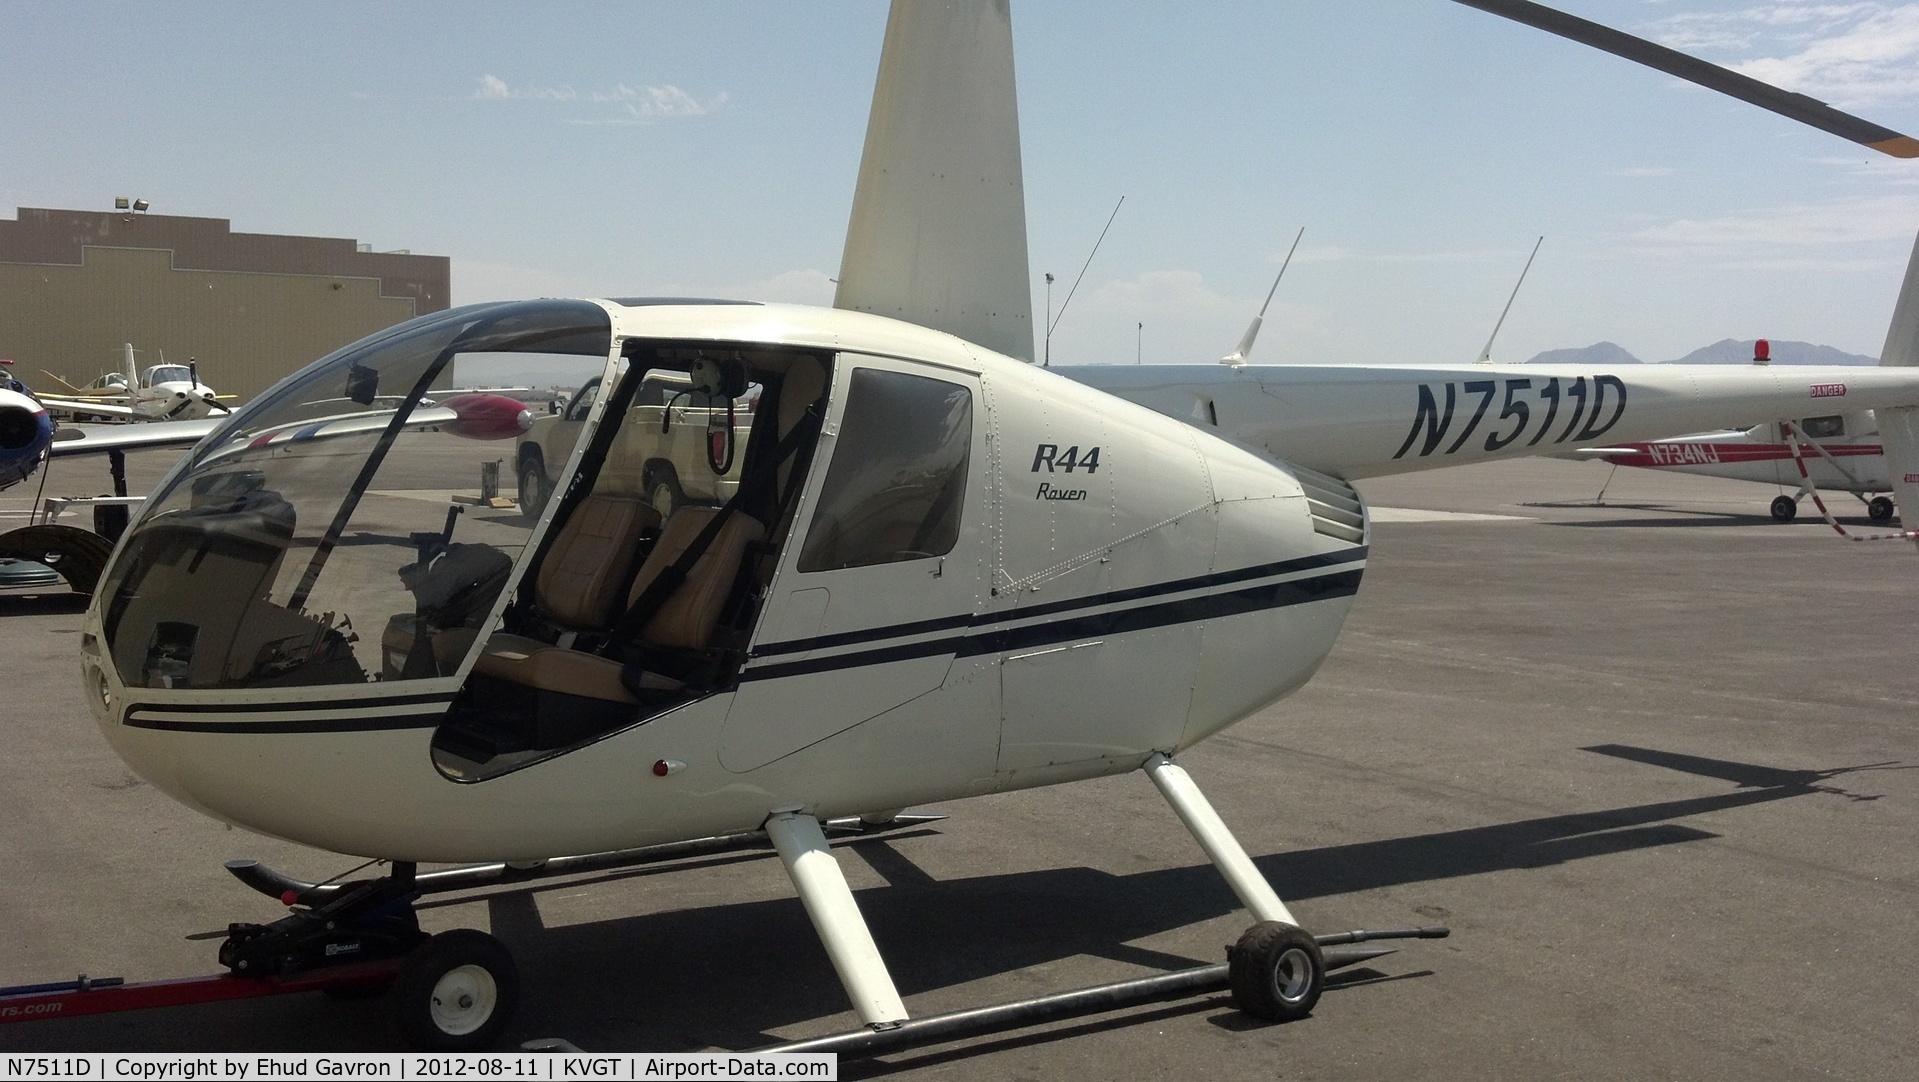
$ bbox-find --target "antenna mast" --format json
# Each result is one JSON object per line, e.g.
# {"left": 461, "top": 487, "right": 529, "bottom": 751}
{"left": 1222, "top": 227, "right": 1305, "bottom": 366}
{"left": 1045, "top": 195, "right": 1125, "bottom": 366}
{"left": 1476, "top": 236, "right": 1544, "bottom": 364}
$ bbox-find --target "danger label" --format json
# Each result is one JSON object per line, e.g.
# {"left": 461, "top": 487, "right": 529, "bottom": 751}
{"left": 1810, "top": 383, "right": 1846, "bottom": 398}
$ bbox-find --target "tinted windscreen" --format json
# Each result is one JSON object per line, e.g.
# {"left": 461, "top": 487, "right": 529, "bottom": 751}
{"left": 798, "top": 367, "right": 971, "bottom": 572}
{"left": 98, "top": 300, "right": 610, "bottom": 692}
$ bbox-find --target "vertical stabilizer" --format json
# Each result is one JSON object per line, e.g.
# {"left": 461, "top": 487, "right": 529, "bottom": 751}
{"left": 1876, "top": 230, "right": 1919, "bottom": 545}
{"left": 835, "top": 0, "right": 1035, "bottom": 361}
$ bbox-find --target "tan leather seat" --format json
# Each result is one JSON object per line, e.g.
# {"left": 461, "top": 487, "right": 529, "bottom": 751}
{"left": 624, "top": 507, "right": 767, "bottom": 651}
{"left": 390, "top": 494, "right": 657, "bottom": 679}
{"left": 473, "top": 506, "right": 766, "bottom": 702}
{"left": 534, "top": 493, "right": 661, "bottom": 630}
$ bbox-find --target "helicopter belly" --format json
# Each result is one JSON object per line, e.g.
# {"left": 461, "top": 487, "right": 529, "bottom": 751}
{"left": 95, "top": 695, "right": 770, "bottom": 861}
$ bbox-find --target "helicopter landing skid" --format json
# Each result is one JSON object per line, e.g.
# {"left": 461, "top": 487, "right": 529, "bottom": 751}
{"left": 224, "top": 812, "right": 949, "bottom": 906}
{"left": 719, "top": 754, "right": 1451, "bottom": 1061}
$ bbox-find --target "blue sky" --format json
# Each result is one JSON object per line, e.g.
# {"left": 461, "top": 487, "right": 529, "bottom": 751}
{"left": 6, "top": 1, "right": 1919, "bottom": 367}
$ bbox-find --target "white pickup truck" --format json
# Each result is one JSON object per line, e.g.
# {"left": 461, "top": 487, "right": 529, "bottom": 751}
{"left": 515, "top": 371, "right": 756, "bottom": 520}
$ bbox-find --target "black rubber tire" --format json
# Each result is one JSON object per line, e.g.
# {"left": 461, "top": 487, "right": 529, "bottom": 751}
{"left": 0, "top": 524, "right": 113, "bottom": 594}
{"left": 1770, "top": 495, "right": 1799, "bottom": 523}
{"left": 1229, "top": 921, "right": 1323, "bottom": 1023}
{"left": 1868, "top": 496, "right": 1896, "bottom": 523}
{"left": 517, "top": 455, "right": 549, "bottom": 522}
{"left": 322, "top": 980, "right": 393, "bottom": 1001}
{"left": 647, "top": 466, "right": 684, "bottom": 518}
{"left": 393, "top": 930, "right": 519, "bottom": 1052}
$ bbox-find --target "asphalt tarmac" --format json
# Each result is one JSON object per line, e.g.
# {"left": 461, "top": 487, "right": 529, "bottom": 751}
{"left": 1, "top": 453, "right": 1914, "bottom": 1079}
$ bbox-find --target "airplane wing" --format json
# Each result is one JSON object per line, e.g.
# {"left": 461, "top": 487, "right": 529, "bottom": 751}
{"left": 43, "top": 395, "right": 518, "bottom": 470}
{"left": 38, "top": 395, "right": 137, "bottom": 420}
{"left": 47, "top": 417, "right": 223, "bottom": 458}
{"left": 37, "top": 370, "right": 123, "bottom": 397}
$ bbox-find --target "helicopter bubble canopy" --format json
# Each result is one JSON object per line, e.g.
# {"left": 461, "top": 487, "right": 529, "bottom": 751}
{"left": 95, "top": 300, "right": 612, "bottom": 694}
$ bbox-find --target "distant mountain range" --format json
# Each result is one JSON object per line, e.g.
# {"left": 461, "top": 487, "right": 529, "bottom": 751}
{"left": 1522, "top": 339, "right": 1878, "bottom": 366}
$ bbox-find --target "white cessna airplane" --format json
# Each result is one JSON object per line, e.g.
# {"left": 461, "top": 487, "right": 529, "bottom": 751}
{"left": 40, "top": 0, "right": 1919, "bottom": 1057}
{"left": 1583, "top": 412, "right": 1898, "bottom": 525}
{"left": 38, "top": 343, "right": 233, "bottom": 421}
{"left": 1549, "top": 343, "right": 1902, "bottom": 525}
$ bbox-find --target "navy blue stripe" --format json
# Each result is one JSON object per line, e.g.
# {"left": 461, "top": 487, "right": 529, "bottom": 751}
{"left": 121, "top": 711, "right": 446, "bottom": 734}
{"left": 119, "top": 692, "right": 455, "bottom": 716}
{"left": 740, "top": 566, "right": 1363, "bottom": 683}
{"left": 749, "top": 547, "right": 1368, "bottom": 660}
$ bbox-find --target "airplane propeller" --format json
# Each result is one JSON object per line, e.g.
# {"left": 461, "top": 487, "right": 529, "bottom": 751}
{"left": 1450, "top": 0, "right": 1919, "bottom": 158}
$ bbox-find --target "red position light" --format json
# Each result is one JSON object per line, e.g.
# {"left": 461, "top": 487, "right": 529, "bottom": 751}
{"left": 280, "top": 890, "right": 299, "bottom": 907}
{"left": 652, "top": 760, "right": 671, "bottom": 777}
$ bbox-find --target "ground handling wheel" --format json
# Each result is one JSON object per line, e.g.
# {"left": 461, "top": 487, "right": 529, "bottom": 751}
{"left": 1869, "top": 495, "right": 1896, "bottom": 523}
{"left": 1228, "top": 921, "right": 1324, "bottom": 1023}
{"left": 1770, "top": 495, "right": 1799, "bottom": 522}
{"left": 517, "top": 456, "right": 549, "bottom": 523}
{"left": 394, "top": 930, "right": 519, "bottom": 1051}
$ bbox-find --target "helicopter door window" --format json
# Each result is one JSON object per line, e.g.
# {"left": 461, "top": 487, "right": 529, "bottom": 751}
{"left": 1799, "top": 415, "right": 1845, "bottom": 439}
{"left": 797, "top": 368, "right": 972, "bottom": 572}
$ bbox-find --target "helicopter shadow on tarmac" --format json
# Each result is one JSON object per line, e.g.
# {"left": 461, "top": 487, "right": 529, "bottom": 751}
{"left": 482, "top": 745, "right": 1898, "bottom": 1056}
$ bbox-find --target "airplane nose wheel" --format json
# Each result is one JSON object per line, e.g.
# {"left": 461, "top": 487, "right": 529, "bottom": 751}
{"left": 1868, "top": 496, "right": 1896, "bottom": 523}
{"left": 1770, "top": 495, "right": 1799, "bottom": 522}
{"left": 394, "top": 930, "right": 519, "bottom": 1051}
{"left": 1228, "top": 921, "right": 1324, "bottom": 1022}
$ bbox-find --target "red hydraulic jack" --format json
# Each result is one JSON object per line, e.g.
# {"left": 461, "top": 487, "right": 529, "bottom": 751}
{"left": 0, "top": 858, "right": 520, "bottom": 1050}
{"left": 0, "top": 813, "right": 947, "bottom": 1050}
{"left": 1, "top": 959, "right": 402, "bottom": 1024}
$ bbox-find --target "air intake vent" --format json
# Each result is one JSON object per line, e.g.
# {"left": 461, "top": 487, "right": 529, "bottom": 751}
{"left": 1289, "top": 463, "right": 1367, "bottom": 545}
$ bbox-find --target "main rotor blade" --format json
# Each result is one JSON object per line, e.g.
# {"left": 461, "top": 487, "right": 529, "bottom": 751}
{"left": 1449, "top": 0, "right": 1919, "bottom": 158}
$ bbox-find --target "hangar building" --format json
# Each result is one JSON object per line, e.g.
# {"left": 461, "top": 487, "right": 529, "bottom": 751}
{"left": 0, "top": 207, "right": 450, "bottom": 402}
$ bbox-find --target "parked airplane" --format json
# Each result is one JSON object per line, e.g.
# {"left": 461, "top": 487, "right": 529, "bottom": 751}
{"left": 1541, "top": 343, "right": 1899, "bottom": 524}
{"left": 36, "top": 0, "right": 1919, "bottom": 1058}
{"left": 38, "top": 343, "right": 234, "bottom": 421}
{"left": 1584, "top": 413, "right": 1895, "bottom": 524}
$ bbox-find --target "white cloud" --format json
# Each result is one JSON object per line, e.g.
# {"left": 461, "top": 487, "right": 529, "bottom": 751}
{"left": 598, "top": 84, "right": 727, "bottom": 119}
{"left": 1079, "top": 270, "right": 1234, "bottom": 316}
{"left": 726, "top": 268, "right": 835, "bottom": 305}
{"left": 470, "top": 75, "right": 725, "bottom": 122}
{"left": 1644, "top": 3, "right": 1919, "bottom": 109}
{"left": 450, "top": 258, "right": 599, "bottom": 306}
{"left": 1292, "top": 245, "right": 1528, "bottom": 265}
{"left": 452, "top": 262, "right": 838, "bottom": 308}
{"left": 644, "top": 269, "right": 834, "bottom": 305}
{"left": 1617, "top": 192, "right": 1919, "bottom": 270}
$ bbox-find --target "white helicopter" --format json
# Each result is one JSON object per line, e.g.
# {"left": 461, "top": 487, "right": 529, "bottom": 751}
{"left": 38, "top": 343, "right": 234, "bottom": 422}
{"left": 40, "top": 0, "right": 1919, "bottom": 1057}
